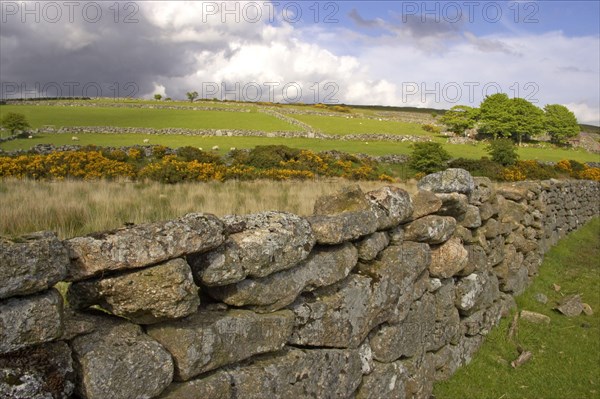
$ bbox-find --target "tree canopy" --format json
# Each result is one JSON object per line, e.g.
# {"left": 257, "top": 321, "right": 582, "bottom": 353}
{"left": 0, "top": 112, "right": 30, "bottom": 135}
{"left": 409, "top": 142, "right": 451, "bottom": 174}
{"left": 544, "top": 104, "right": 580, "bottom": 145}
{"left": 439, "top": 105, "right": 480, "bottom": 135}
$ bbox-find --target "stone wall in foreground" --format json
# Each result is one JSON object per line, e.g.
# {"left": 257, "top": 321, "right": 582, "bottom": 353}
{"left": 1, "top": 170, "right": 598, "bottom": 399}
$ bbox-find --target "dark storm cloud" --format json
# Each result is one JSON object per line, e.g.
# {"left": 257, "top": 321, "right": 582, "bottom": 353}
{"left": 0, "top": 2, "right": 263, "bottom": 99}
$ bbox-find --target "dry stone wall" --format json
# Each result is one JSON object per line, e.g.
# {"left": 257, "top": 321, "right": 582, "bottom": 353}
{"left": 1, "top": 170, "right": 598, "bottom": 399}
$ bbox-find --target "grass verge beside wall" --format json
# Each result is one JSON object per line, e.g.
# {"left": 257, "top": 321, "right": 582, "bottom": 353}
{"left": 433, "top": 217, "right": 600, "bottom": 399}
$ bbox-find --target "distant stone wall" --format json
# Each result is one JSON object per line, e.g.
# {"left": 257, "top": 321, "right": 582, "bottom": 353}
{"left": 1, "top": 171, "right": 598, "bottom": 399}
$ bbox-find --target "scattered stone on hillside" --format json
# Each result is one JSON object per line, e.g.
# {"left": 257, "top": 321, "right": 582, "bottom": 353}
{"left": 0, "top": 289, "right": 64, "bottom": 355}
{"left": 410, "top": 190, "right": 443, "bottom": 220}
{"left": 205, "top": 243, "right": 357, "bottom": 312}
{"left": 403, "top": 215, "right": 456, "bottom": 244}
{"left": 66, "top": 213, "right": 224, "bottom": 281}
{"left": 355, "top": 232, "right": 389, "bottom": 261}
{"left": 191, "top": 211, "right": 315, "bottom": 286}
{"left": 582, "top": 303, "right": 594, "bottom": 316}
{"left": 146, "top": 309, "right": 293, "bottom": 381}
{"left": 68, "top": 258, "right": 200, "bottom": 324}
{"left": 0, "top": 231, "right": 69, "bottom": 299}
{"left": 555, "top": 294, "right": 584, "bottom": 317}
{"left": 0, "top": 341, "right": 75, "bottom": 399}
{"left": 367, "top": 186, "right": 413, "bottom": 229}
{"left": 417, "top": 168, "right": 475, "bottom": 195}
{"left": 429, "top": 237, "right": 468, "bottom": 279}
{"left": 520, "top": 310, "right": 551, "bottom": 324}
{"left": 511, "top": 351, "right": 533, "bottom": 368}
{"left": 533, "top": 293, "right": 549, "bottom": 304}
{"left": 71, "top": 318, "right": 174, "bottom": 399}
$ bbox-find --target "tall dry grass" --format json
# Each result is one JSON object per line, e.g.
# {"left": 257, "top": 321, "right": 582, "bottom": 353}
{"left": 0, "top": 179, "right": 416, "bottom": 239}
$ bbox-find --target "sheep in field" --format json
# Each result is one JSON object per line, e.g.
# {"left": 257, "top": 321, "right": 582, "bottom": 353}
{"left": 212, "top": 145, "right": 219, "bottom": 151}
{"left": 143, "top": 139, "right": 150, "bottom": 144}
{"left": 71, "top": 136, "right": 79, "bottom": 141}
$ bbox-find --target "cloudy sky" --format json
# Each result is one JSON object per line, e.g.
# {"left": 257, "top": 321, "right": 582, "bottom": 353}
{"left": 1, "top": 1, "right": 599, "bottom": 124}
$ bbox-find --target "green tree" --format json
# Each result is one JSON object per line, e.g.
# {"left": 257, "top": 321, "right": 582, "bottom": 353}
{"left": 487, "top": 139, "right": 519, "bottom": 166}
{"left": 409, "top": 142, "right": 451, "bottom": 174}
{"left": 154, "top": 94, "right": 162, "bottom": 101}
{"left": 479, "top": 93, "right": 513, "bottom": 139}
{"left": 439, "top": 105, "right": 480, "bottom": 135}
{"left": 510, "top": 97, "right": 545, "bottom": 145}
{"left": 544, "top": 104, "right": 580, "bottom": 145}
{"left": 186, "top": 91, "right": 198, "bottom": 102}
{"left": 0, "top": 112, "right": 30, "bottom": 136}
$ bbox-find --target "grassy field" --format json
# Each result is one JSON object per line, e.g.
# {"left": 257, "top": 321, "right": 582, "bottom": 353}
{"left": 434, "top": 217, "right": 600, "bottom": 399}
{"left": 1, "top": 132, "right": 598, "bottom": 163}
{"left": 0, "top": 179, "right": 415, "bottom": 239}
{"left": 0, "top": 105, "right": 299, "bottom": 132}
{"left": 287, "top": 113, "right": 428, "bottom": 136}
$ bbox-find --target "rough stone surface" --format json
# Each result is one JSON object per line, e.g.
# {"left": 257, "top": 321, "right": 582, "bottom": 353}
{"left": 0, "top": 341, "right": 74, "bottom": 399}
{"left": 436, "top": 193, "right": 469, "bottom": 218}
{"left": 356, "top": 361, "right": 408, "bottom": 399}
{"left": 367, "top": 186, "right": 413, "bottom": 229}
{"left": 146, "top": 309, "right": 293, "bottom": 381}
{"left": 0, "top": 231, "right": 69, "bottom": 299}
{"left": 470, "top": 177, "right": 495, "bottom": 205}
{"left": 191, "top": 212, "right": 315, "bottom": 286}
{"left": 454, "top": 271, "right": 500, "bottom": 316}
{"left": 520, "top": 310, "right": 551, "bottom": 324}
{"left": 290, "top": 242, "right": 430, "bottom": 348}
{"left": 555, "top": 294, "right": 584, "bottom": 317}
{"left": 355, "top": 232, "right": 390, "bottom": 261}
{"left": 158, "top": 372, "right": 231, "bottom": 399}
{"left": 71, "top": 319, "right": 174, "bottom": 399}
{"left": 497, "top": 184, "right": 530, "bottom": 201}
{"left": 479, "top": 201, "right": 499, "bottom": 221}
{"left": 429, "top": 237, "right": 469, "bottom": 278}
{"left": 313, "top": 185, "right": 371, "bottom": 215}
{"left": 206, "top": 243, "right": 357, "bottom": 312}
{"left": 418, "top": 168, "right": 475, "bottom": 195}
{"left": 0, "top": 289, "right": 64, "bottom": 355}
{"left": 461, "top": 205, "right": 483, "bottom": 228}
{"left": 67, "top": 258, "right": 200, "bottom": 324}
{"left": 308, "top": 211, "right": 379, "bottom": 245}
{"left": 410, "top": 190, "right": 443, "bottom": 220}
{"left": 66, "top": 213, "right": 224, "bottom": 281}
{"left": 403, "top": 215, "right": 456, "bottom": 244}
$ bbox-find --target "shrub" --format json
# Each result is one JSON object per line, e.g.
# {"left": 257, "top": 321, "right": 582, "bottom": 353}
{"left": 421, "top": 124, "right": 442, "bottom": 134}
{"left": 245, "top": 145, "right": 301, "bottom": 169}
{"left": 448, "top": 158, "right": 504, "bottom": 180}
{"left": 487, "top": 139, "right": 519, "bottom": 166}
{"left": 176, "top": 146, "right": 222, "bottom": 164}
{"left": 408, "top": 142, "right": 451, "bottom": 174}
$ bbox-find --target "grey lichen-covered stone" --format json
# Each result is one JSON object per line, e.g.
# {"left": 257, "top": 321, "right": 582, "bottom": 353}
{"left": 67, "top": 258, "right": 200, "bottom": 324}
{"left": 479, "top": 201, "right": 499, "bottom": 221}
{"left": 66, "top": 213, "right": 224, "bottom": 281}
{"left": 162, "top": 348, "right": 362, "bottom": 399}
{"left": 401, "top": 352, "right": 437, "bottom": 399}
{"left": 497, "top": 184, "right": 530, "bottom": 201}
{"left": 436, "top": 193, "right": 469, "bottom": 218}
{"left": 146, "top": 309, "right": 293, "bottom": 381}
{"left": 498, "top": 196, "right": 528, "bottom": 224}
{"left": 418, "top": 168, "right": 475, "bottom": 195}
{"left": 313, "top": 185, "right": 371, "bottom": 214}
{"left": 454, "top": 271, "right": 500, "bottom": 316}
{"left": 355, "top": 232, "right": 390, "bottom": 261}
{"left": 71, "top": 319, "right": 174, "bottom": 399}
{"left": 308, "top": 211, "right": 379, "bottom": 245}
{"left": 0, "top": 231, "right": 69, "bottom": 299}
{"left": 0, "top": 341, "right": 74, "bottom": 399}
{"left": 191, "top": 211, "right": 315, "bottom": 286}
{"left": 367, "top": 186, "right": 413, "bottom": 229}
{"left": 456, "top": 244, "right": 488, "bottom": 276}
{"left": 370, "top": 280, "right": 459, "bottom": 362}
{"left": 205, "top": 243, "right": 357, "bottom": 312}
{"left": 289, "top": 242, "right": 430, "bottom": 348}
{"left": 410, "top": 189, "right": 443, "bottom": 221}
{"left": 157, "top": 371, "right": 232, "bottom": 399}
{"left": 403, "top": 215, "right": 456, "bottom": 244}
{"left": 429, "top": 237, "right": 468, "bottom": 278}
{"left": 461, "top": 205, "right": 482, "bottom": 228}
{"left": 0, "top": 289, "right": 63, "bottom": 355}
{"left": 470, "top": 176, "right": 495, "bottom": 205}
{"left": 461, "top": 296, "right": 513, "bottom": 337}
{"left": 355, "top": 361, "right": 408, "bottom": 399}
